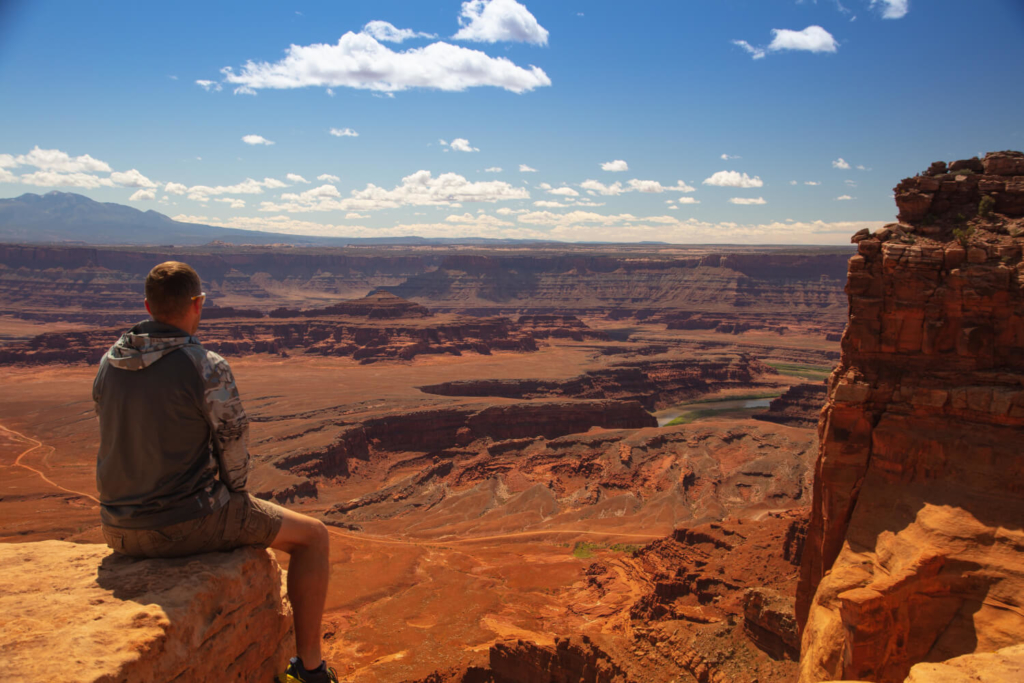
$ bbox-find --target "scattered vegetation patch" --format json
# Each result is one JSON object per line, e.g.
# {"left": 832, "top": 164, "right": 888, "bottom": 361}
{"left": 609, "top": 543, "right": 643, "bottom": 556}
{"left": 568, "top": 541, "right": 644, "bottom": 558}
{"left": 666, "top": 406, "right": 754, "bottom": 426}
{"left": 686, "top": 391, "right": 782, "bottom": 405}
{"left": 765, "top": 362, "right": 833, "bottom": 380}
{"left": 572, "top": 541, "right": 601, "bottom": 559}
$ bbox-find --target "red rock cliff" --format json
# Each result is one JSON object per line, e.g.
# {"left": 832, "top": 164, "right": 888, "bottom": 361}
{"left": 796, "top": 152, "right": 1024, "bottom": 682}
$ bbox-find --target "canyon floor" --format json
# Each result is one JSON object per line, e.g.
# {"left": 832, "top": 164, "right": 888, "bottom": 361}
{"left": 0, "top": 319, "right": 833, "bottom": 682}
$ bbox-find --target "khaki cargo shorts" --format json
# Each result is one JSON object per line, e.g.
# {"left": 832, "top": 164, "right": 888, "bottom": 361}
{"left": 101, "top": 492, "right": 284, "bottom": 559}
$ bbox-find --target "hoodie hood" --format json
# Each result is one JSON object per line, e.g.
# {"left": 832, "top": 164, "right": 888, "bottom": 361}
{"left": 106, "top": 320, "right": 200, "bottom": 371}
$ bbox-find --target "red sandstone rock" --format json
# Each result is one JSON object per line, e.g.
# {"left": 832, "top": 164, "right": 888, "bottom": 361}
{"left": 903, "top": 644, "right": 1024, "bottom": 682}
{"left": 797, "top": 154, "right": 1024, "bottom": 682}
{"left": 0, "top": 541, "right": 292, "bottom": 682}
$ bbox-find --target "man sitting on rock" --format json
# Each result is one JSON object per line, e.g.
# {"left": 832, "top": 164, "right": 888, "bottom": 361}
{"left": 93, "top": 261, "right": 338, "bottom": 683}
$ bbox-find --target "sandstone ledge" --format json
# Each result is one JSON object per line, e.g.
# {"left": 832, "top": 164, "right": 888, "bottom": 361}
{"left": 0, "top": 540, "right": 293, "bottom": 682}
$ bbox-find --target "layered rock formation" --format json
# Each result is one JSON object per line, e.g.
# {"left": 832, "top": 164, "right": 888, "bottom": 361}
{"left": 418, "top": 355, "right": 776, "bottom": 410}
{"left": 0, "top": 244, "right": 851, "bottom": 326}
{"left": 894, "top": 151, "right": 1024, "bottom": 225}
{"left": 268, "top": 290, "right": 431, "bottom": 319}
{"left": 797, "top": 154, "right": 1024, "bottom": 681}
{"left": 314, "top": 419, "right": 815, "bottom": 533}
{"left": 0, "top": 313, "right": 539, "bottom": 365}
{"left": 515, "top": 314, "right": 610, "bottom": 341}
{"left": 1, "top": 541, "right": 292, "bottom": 682}
{"left": 753, "top": 383, "right": 827, "bottom": 428}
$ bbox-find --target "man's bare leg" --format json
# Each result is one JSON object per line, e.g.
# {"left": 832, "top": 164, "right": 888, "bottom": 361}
{"left": 270, "top": 505, "right": 331, "bottom": 669}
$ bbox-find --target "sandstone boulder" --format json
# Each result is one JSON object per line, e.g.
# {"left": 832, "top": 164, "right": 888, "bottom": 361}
{"left": 903, "top": 644, "right": 1024, "bottom": 682}
{"left": 0, "top": 541, "right": 293, "bottom": 682}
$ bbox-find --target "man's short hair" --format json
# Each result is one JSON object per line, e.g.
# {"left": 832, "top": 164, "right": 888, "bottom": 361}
{"left": 145, "top": 261, "right": 202, "bottom": 320}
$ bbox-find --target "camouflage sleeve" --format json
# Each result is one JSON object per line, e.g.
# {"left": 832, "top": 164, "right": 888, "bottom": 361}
{"left": 184, "top": 347, "right": 251, "bottom": 491}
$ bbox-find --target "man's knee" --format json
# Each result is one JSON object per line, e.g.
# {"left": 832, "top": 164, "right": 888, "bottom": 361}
{"left": 309, "top": 518, "right": 329, "bottom": 552}
{"left": 271, "top": 509, "right": 330, "bottom": 555}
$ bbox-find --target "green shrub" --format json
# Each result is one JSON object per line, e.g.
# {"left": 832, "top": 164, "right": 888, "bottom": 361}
{"left": 609, "top": 543, "right": 643, "bottom": 556}
{"left": 979, "top": 195, "right": 995, "bottom": 218}
{"left": 953, "top": 224, "right": 975, "bottom": 247}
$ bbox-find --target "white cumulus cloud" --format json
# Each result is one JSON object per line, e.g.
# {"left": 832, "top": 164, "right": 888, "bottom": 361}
{"left": 721, "top": 153, "right": 741, "bottom": 160}
{"left": 871, "top": 0, "right": 909, "bottom": 19}
{"left": 445, "top": 212, "right": 512, "bottom": 227}
{"left": 729, "top": 197, "right": 766, "bottom": 205}
{"left": 258, "top": 169, "right": 530, "bottom": 213}
{"left": 129, "top": 189, "right": 156, "bottom": 201}
{"left": 836, "top": 195, "right": 854, "bottom": 200}
{"left": 601, "top": 159, "right": 628, "bottom": 172}
{"left": 580, "top": 179, "right": 625, "bottom": 196}
{"left": 242, "top": 134, "right": 274, "bottom": 146}
{"left": 519, "top": 164, "right": 538, "bottom": 172}
{"left": 484, "top": 166, "right": 502, "bottom": 173}
{"left": 832, "top": 158, "right": 851, "bottom": 169}
{"left": 262, "top": 177, "right": 288, "bottom": 189}
{"left": 548, "top": 186, "right": 579, "bottom": 197}
{"left": 110, "top": 169, "right": 157, "bottom": 188}
{"left": 330, "top": 128, "right": 359, "bottom": 137}
{"left": 11, "top": 147, "right": 112, "bottom": 173}
{"left": 19, "top": 171, "right": 114, "bottom": 189}
{"left": 734, "top": 25, "right": 838, "bottom": 59}
{"left": 215, "top": 197, "right": 246, "bottom": 209}
{"left": 186, "top": 178, "right": 267, "bottom": 201}
{"left": 165, "top": 182, "right": 188, "bottom": 195}
{"left": 218, "top": 31, "right": 551, "bottom": 95}
{"left": 196, "top": 80, "right": 222, "bottom": 92}
{"left": 628, "top": 179, "right": 696, "bottom": 193}
{"left": 362, "top": 20, "right": 435, "bottom": 43}
{"left": 452, "top": 0, "right": 549, "bottom": 45}
{"left": 702, "top": 170, "right": 764, "bottom": 188}
{"left": 318, "top": 174, "right": 341, "bottom": 183}
{"left": 449, "top": 138, "right": 479, "bottom": 152}
{"left": 768, "top": 26, "right": 838, "bottom": 53}
{"left": 732, "top": 40, "right": 766, "bottom": 60}
{"left": 286, "top": 173, "right": 310, "bottom": 184}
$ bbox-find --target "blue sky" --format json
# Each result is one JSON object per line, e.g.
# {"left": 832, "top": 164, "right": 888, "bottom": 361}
{"left": 1, "top": 0, "right": 1022, "bottom": 243}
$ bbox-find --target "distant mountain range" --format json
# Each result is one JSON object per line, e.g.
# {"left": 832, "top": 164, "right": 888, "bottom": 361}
{"left": 0, "top": 192, "right": 550, "bottom": 247}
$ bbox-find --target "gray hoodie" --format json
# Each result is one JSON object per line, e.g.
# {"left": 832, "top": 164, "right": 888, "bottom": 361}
{"left": 93, "top": 320, "right": 251, "bottom": 529}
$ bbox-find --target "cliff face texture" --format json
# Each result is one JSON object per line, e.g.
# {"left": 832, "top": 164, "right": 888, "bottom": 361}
{"left": 0, "top": 541, "right": 293, "bottom": 682}
{"left": 797, "top": 152, "right": 1024, "bottom": 682}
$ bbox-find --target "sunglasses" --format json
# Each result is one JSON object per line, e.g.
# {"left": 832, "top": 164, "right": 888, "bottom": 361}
{"left": 191, "top": 292, "right": 206, "bottom": 305}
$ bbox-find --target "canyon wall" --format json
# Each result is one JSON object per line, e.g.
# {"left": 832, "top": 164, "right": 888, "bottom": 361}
{"left": 418, "top": 355, "right": 774, "bottom": 410}
{"left": 1, "top": 541, "right": 293, "bottom": 682}
{"left": 0, "top": 244, "right": 850, "bottom": 325}
{"left": 0, "top": 312, "right": 539, "bottom": 365}
{"left": 797, "top": 153, "right": 1024, "bottom": 682}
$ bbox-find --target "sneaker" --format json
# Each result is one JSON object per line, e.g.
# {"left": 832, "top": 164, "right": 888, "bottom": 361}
{"left": 277, "top": 657, "right": 339, "bottom": 683}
